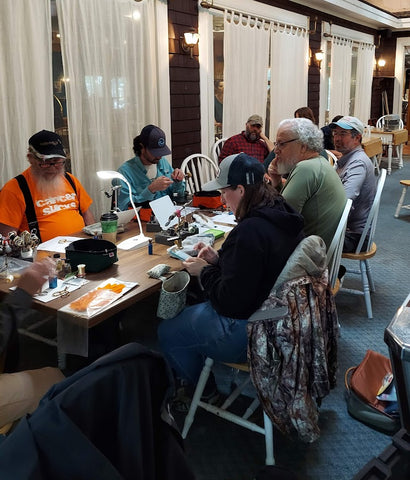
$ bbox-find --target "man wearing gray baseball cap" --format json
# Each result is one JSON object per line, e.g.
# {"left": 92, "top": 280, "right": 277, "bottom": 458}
{"left": 330, "top": 116, "right": 377, "bottom": 252}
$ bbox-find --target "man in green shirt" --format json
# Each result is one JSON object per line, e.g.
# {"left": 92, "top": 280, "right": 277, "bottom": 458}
{"left": 267, "top": 117, "right": 346, "bottom": 249}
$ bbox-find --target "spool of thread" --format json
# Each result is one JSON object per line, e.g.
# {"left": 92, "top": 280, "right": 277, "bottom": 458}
{"left": 77, "top": 264, "right": 86, "bottom": 278}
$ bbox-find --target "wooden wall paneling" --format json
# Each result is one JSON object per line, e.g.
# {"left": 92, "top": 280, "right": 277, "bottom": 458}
{"left": 168, "top": 0, "right": 201, "bottom": 166}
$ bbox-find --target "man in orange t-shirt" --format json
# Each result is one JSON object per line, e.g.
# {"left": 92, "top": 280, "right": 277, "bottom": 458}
{"left": 0, "top": 130, "right": 94, "bottom": 243}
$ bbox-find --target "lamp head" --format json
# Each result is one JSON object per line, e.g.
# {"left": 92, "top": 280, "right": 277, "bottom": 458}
{"left": 97, "top": 170, "right": 127, "bottom": 183}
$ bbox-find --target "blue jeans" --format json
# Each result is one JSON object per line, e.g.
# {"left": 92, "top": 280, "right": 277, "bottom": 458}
{"left": 157, "top": 301, "right": 248, "bottom": 385}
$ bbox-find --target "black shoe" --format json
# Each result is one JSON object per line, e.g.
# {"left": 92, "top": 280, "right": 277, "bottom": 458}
{"left": 338, "top": 265, "right": 346, "bottom": 283}
{"left": 171, "top": 386, "right": 220, "bottom": 414}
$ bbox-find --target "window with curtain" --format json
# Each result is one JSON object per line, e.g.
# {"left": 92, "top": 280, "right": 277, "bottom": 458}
{"left": 199, "top": 1, "right": 308, "bottom": 155}
{"left": 320, "top": 23, "right": 374, "bottom": 127}
{"left": 56, "top": 0, "right": 170, "bottom": 218}
{"left": 0, "top": 0, "right": 54, "bottom": 183}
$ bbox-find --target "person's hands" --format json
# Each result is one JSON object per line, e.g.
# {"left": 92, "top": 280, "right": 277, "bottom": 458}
{"left": 197, "top": 245, "right": 219, "bottom": 265}
{"left": 17, "top": 257, "right": 55, "bottom": 296}
{"left": 260, "top": 131, "right": 274, "bottom": 152}
{"left": 267, "top": 159, "right": 282, "bottom": 187}
{"left": 171, "top": 168, "right": 184, "bottom": 182}
{"left": 149, "top": 176, "right": 173, "bottom": 193}
{"left": 182, "top": 256, "right": 209, "bottom": 277}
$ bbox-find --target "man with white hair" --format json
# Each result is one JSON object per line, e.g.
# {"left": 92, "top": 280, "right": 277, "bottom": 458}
{"left": 0, "top": 130, "right": 94, "bottom": 243}
{"left": 330, "top": 116, "right": 376, "bottom": 252}
{"left": 267, "top": 118, "right": 346, "bottom": 249}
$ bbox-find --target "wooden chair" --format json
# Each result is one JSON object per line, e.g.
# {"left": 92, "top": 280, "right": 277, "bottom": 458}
{"left": 180, "top": 154, "right": 218, "bottom": 194}
{"left": 394, "top": 180, "right": 410, "bottom": 218}
{"left": 325, "top": 149, "right": 338, "bottom": 168}
{"left": 182, "top": 236, "right": 333, "bottom": 465}
{"left": 182, "top": 351, "right": 276, "bottom": 466}
{"left": 211, "top": 138, "right": 226, "bottom": 164}
{"left": 326, "top": 198, "right": 353, "bottom": 295}
{"left": 340, "top": 169, "right": 387, "bottom": 318}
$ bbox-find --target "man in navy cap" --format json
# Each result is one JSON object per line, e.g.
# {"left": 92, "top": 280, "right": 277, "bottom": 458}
{"left": 0, "top": 130, "right": 95, "bottom": 243}
{"left": 330, "top": 116, "right": 376, "bottom": 252}
{"left": 117, "top": 125, "right": 185, "bottom": 210}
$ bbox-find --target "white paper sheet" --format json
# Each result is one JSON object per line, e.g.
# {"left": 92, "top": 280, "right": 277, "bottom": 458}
{"left": 10, "top": 277, "right": 89, "bottom": 303}
{"left": 149, "top": 196, "right": 179, "bottom": 230}
{"left": 212, "top": 212, "right": 237, "bottom": 226}
{"left": 37, "top": 236, "right": 83, "bottom": 253}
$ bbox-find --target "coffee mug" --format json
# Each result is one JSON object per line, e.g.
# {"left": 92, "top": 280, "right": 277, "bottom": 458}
{"left": 100, "top": 212, "right": 118, "bottom": 243}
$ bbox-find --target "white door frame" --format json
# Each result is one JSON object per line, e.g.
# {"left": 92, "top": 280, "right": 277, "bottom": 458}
{"left": 393, "top": 37, "right": 410, "bottom": 117}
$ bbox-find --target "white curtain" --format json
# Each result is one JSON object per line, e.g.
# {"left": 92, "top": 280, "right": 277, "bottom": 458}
{"left": 223, "top": 11, "right": 270, "bottom": 138}
{"left": 329, "top": 38, "right": 353, "bottom": 120}
{"left": 198, "top": 8, "right": 215, "bottom": 157}
{"left": 56, "top": 0, "right": 164, "bottom": 218}
{"left": 269, "top": 25, "right": 308, "bottom": 137}
{"left": 354, "top": 44, "right": 375, "bottom": 125}
{"left": 0, "top": 0, "right": 53, "bottom": 183}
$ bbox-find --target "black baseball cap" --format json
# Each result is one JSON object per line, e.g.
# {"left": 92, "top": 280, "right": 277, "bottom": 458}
{"left": 139, "top": 125, "right": 171, "bottom": 157}
{"left": 28, "top": 130, "right": 66, "bottom": 159}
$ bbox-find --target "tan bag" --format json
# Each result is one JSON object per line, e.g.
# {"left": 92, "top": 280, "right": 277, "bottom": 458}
{"left": 345, "top": 350, "right": 400, "bottom": 434}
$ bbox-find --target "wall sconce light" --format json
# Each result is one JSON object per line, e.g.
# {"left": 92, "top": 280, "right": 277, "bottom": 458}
{"left": 375, "top": 57, "right": 386, "bottom": 75}
{"left": 180, "top": 31, "right": 199, "bottom": 57}
{"left": 310, "top": 49, "right": 324, "bottom": 69}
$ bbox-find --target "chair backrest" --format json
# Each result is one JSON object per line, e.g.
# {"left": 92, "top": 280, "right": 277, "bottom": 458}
{"left": 355, "top": 168, "right": 387, "bottom": 254}
{"left": 376, "top": 115, "right": 404, "bottom": 131}
{"left": 180, "top": 154, "right": 219, "bottom": 194}
{"left": 326, "top": 198, "right": 353, "bottom": 289}
{"left": 211, "top": 138, "right": 226, "bottom": 164}
{"left": 325, "top": 150, "right": 338, "bottom": 167}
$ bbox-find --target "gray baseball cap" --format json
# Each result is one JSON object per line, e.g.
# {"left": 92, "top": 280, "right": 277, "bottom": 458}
{"left": 202, "top": 153, "right": 265, "bottom": 191}
{"left": 329, "top": 116, "right": 364, "bottom": 135}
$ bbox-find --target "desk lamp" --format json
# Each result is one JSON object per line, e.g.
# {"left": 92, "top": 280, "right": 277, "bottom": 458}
{"left": 97, "top": 170, "right": 149, "bottom": 249}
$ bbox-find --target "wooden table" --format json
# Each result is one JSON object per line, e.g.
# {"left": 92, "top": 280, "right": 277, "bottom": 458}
{"left": 369, "top": 128, "right": 408, "bottom": 175}
{"left": 0, "top": 224, "right": 188, "bottom": 368}
{"left": 362, "top": 137, "right": 383, "bottom": 174}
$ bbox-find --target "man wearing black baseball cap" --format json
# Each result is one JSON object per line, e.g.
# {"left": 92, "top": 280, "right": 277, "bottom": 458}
{"left": 117, "top": 124, "right": 185, "bottom": 211}
{"left": 0, "top": 130, "right": 95, "bottom": 243}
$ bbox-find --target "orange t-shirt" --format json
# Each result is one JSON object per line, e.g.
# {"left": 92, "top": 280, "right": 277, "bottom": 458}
{"left": 0, "top": 168, "right": 93, "bottom": 242}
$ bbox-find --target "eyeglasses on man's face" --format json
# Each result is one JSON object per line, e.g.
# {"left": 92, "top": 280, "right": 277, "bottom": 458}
{"left": 274, "top": 138, "right": 298, "bottom": 149}
{"left": 37, "top": 159, "right": 66, "bottom": 168}
{"left": 32, "top": 152, "right": 65, "bottom": 168}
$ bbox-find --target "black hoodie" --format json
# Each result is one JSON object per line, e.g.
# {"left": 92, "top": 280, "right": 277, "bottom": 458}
{"left": 200, "top": 196, "right": 305, "bottom": 319}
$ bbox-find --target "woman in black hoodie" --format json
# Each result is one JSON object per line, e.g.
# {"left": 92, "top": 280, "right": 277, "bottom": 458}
{"left": 158, "top": 153, "right": 304, "bottom": 395}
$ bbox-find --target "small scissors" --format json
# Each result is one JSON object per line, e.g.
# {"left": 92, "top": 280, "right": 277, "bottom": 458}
{"left": 52, "top": 286, "right": 70, "bottom": 298}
